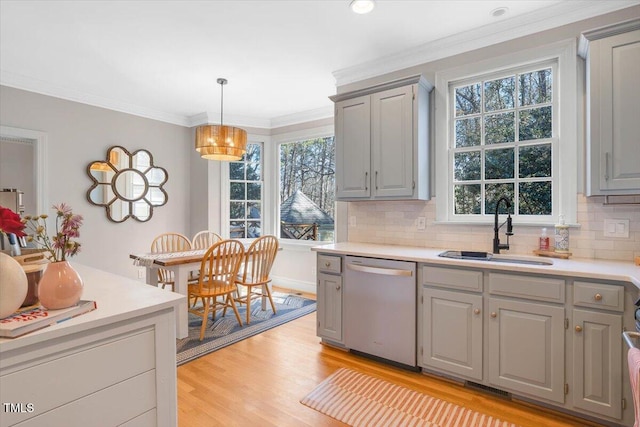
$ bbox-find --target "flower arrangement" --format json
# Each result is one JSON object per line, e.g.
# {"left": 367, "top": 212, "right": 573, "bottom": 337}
{"left": 23, "top": 203, "right": 83, "bottom": 262}
{"left": 0, "top": 205, "right": 26, "bottom": 237}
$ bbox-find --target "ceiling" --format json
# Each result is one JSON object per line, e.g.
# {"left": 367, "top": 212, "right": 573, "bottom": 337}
{"left": 1, "top": 0, "right": 637, "bottom": 129}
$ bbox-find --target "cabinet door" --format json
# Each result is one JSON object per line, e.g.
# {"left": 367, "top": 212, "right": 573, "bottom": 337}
{"left": 335, "top": 95, "right": 371, "bottom": 199}
{"left": 590, "top": 30, "right": 640, "bottom": 193}
{"left": 371, "top": 85, "right": 414, "bottom": 198}
{"left": 488, "top": 298, "right": 565, "bottom": 403}
{"left": 317, "top": 273, "right": 343, "bottom": 343}
{"left": 421, "top": 288, "right": 483, "bottom": 380}
{"left": 572, "top": 309, "right": 622, "bottom": 419}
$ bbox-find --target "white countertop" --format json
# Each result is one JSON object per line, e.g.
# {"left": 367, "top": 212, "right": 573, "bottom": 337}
{"left": 313, "top": 242, "right": 640, "bottom": 288}
{"left": 0, "top": 263, "right": 184, "bottom": 351}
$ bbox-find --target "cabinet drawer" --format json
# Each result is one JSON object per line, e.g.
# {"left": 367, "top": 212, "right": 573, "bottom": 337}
{"left": 318, "top": 254, "right": 341, "bottom": 274}
{"left": 573, "top": 281, "right": 624, "bottom": 312}
{"left": 422, "top": 265, "right": 482, "bottom": 292}
{"left": 489, "top": 273, "right": 565, "bottom": 303}
{"left": 0, "top": 328, "right": 155, "bottom": 427}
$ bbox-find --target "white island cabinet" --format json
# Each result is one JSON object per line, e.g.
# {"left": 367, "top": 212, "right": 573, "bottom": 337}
{"left": 0, "top": 263, "right": 184, "bottom": 427}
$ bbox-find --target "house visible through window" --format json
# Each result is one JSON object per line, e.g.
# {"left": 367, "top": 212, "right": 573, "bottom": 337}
{"left": 279, "top": 136, "right": 335, "bottom": 241}
{"left": 451, "top": 63, "right": 555, "bottom": 218}
{"left": 229, "top": 143, "right": 262, "bottom": 238}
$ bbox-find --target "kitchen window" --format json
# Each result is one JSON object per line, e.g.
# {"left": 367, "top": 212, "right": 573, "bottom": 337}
{"left": 435, "top": 40, "right": 577, "bottom": 225}
{"left": 278, "top": 136, "right": 335, "bottom": 241}
{"left": 228, "top": 143, "right": 262, "bottom": 238}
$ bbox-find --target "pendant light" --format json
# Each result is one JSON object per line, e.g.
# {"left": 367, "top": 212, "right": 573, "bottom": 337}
{"left": 195, "top": 78, "right": 247, "bottom": 161}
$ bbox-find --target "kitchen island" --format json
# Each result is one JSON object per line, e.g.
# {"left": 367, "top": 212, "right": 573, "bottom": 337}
{"left": 313, "top": 242, "right": 640, "bottom": 427}
{"left": 0, "top": 263, "right": 184, "bottom": 427}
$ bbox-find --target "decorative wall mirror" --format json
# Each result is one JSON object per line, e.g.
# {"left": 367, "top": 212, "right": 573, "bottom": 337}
{"left": 86, "top": 146, "right": 168, "bottom": 222}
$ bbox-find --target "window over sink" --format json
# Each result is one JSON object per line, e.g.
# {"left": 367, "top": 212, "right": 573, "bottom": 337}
{"left": 435, "top": 40, "right": 578, "bottom": 225}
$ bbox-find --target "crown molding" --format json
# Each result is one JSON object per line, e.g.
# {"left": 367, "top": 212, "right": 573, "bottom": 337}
{"left": 269, "top": 106, "right": 334, "bottom": 128}
{"left": 333, "top": 0, "right": 639, "bottom": 86}
{"left": 0, "top": 70, "right": 190, "bottom": 126}
{"left": 188, "top": 106, "right": 333, "bottom": 129}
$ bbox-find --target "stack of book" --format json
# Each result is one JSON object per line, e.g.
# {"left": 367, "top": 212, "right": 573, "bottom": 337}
{"left": 0, "top": 300, "right": 97, "bottom": 338}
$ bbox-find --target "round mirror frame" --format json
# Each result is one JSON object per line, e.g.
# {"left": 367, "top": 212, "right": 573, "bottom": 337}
{"left": 86, "top": 146, "right": 168, "bottom": 223}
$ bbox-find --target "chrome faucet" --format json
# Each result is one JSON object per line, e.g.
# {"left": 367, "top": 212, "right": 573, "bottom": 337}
{"left": 493, "top": 197, "right": 513, "bottom": 254}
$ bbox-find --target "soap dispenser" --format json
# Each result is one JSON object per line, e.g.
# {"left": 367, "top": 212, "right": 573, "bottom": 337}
{"left": 554, "top": 215, "right": 569, "bottom": 253}
{"left": 539, "top": 228, "right": 550, "bottom": 251}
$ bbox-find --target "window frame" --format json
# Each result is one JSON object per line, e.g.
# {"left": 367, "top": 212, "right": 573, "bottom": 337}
{"left": 435, "top": 39, "right": 577, "bottom": 226}
{"left": 270, "top": 124, "right": 337, "bottom": 248}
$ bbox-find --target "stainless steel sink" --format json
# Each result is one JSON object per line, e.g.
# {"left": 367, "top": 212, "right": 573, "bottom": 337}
{"left": 438, "top": 250, "right": 553, "bottom": 266}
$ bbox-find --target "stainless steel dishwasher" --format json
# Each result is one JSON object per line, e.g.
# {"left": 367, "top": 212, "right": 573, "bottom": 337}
{"left": 344, "top": 256, "right": 417, "bottom": 368}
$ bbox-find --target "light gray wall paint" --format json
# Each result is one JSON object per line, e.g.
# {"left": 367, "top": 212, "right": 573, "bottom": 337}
{"left": 0, "top": 85, "right": 192, "bottom": 279}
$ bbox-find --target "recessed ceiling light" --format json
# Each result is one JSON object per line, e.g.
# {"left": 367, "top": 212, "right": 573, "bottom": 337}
{"left": 350, "top": 0, "right": 375, "bottom": 14}
{"left": 490, "top": 7, "right": 508, "bottom": 18}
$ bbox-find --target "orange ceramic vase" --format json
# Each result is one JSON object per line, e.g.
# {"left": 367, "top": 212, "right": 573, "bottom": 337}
{"left": 38, "top": 261, "right": 83, "bottom": 310}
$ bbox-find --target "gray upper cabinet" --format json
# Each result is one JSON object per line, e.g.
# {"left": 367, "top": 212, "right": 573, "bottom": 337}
{"left": 331, "top": 75, "right": 432, "bottom": 201}
{"left": 580, "top": 19, "right": 640, "bottom": 195}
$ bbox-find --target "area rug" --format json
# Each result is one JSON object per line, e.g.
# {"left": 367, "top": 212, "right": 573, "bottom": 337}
{"left": 177, "top": 292, "right": 316, "bottom": 365}
{"left": 301, "top": 368, "right": 521, "bottom": 427}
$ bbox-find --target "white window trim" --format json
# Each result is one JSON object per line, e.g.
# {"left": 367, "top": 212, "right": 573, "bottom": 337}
{"left": 219, "top": 135, "right": 270, "bottom": 238}
{"left": 270, "top": 124, "right": 337, "bottom": 249}
{"left": 434, "top": 39, "right": 578, "bottom": 226}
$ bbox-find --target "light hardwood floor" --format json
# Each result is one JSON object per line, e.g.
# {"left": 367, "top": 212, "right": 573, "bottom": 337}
{"left": 177, "top": 295, "right": 603, "bottom": 427}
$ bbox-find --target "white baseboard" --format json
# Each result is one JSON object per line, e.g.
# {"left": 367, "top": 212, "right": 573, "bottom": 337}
{"left": 271, "top": 275, "right": 316, "bottom": 295}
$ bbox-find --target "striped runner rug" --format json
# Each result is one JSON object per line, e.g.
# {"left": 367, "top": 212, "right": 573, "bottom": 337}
{"left": 301, "top": 368, "right": 520, "bottom": 427}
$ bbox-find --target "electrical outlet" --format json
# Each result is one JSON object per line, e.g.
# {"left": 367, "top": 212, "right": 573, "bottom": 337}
{"left": 349, "top": 215, "right": 357, "bottom": 227}
{"left": 417, "top": 217, "right": 426, "bottom": 230}
{"left": 137, "top": 268, "right": 145, "bottom": 279}
{"left": 603, "top": 218, "right": 629, "bottom": 238}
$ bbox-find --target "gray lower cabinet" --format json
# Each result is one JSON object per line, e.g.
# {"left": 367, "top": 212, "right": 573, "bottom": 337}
{"left": 571, "top": 281, "right": 624, "bottom": 419}
{"left": 488, "top": 297, "right": 565, "bottom": 403}
{"left": 316, "top": 254, "right": 343, "bottom": 343}
{"left": 421, "top": 287, "right": 483, "bottom": 380}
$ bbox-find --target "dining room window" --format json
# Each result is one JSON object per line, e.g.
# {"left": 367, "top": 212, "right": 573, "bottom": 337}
{"left": 279, "top": 136, "right": 335, "bottom": 241}
{"left": 228, "top": 143, "right": 262, "bottom": 238}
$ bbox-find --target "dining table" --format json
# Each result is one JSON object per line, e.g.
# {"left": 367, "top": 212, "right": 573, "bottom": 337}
{"left": 129, "top": 238, "right": 278, "bottom": 339}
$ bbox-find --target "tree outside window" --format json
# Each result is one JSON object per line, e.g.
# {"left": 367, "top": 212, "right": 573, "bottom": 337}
{"left": 452, "top": 66, "right": 554, "bottom": 217}
{"left": 279, "top": 137, "right": 335, "bottom": 241}
{"left": 229, "top": 144, "right": 262, "bottom": 238}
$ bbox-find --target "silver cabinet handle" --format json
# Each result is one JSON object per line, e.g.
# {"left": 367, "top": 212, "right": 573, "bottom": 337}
{"left": 375, "top": 171, "right": 378, "bottom": 190}
{"left": 365, "top": 171, "right": 368, "bottom": 191}
{"left": 604, "top": 152, "right": 609, "bottom": 181}
{"left": 347, "top": 263, "right": 413, "bottom": 277}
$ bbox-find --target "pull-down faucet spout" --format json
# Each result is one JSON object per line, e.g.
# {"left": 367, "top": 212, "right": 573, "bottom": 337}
{"left": 493, "top": 197, "right": 513, "bottom": 254}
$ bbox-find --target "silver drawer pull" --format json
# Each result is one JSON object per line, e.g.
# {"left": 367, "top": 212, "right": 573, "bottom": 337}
{"left": 347, "top": 263, "right": 413, "bottom": 277}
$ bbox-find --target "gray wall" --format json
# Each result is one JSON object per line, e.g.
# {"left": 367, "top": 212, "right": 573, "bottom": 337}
{"left": 0, "top": 86, "right": 192, "bottom": 278}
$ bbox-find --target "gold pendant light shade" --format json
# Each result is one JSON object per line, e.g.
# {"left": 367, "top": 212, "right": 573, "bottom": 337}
{"left": 195, "top": 124, "right": 247, "bottom": 161}
{"left": 195, "top": 77, "right": 247, "bottom": 161}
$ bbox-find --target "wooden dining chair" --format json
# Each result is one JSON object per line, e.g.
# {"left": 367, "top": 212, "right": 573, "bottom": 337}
{"left": 191, "top": 230, "right": 223, "bottom": 250}
{"left": 188, "top": 239, "right": 245, "bottom": 341}
{"left": 150, "top": 232, "right": 191, "bottom": 290}
{"left": 234, "top": 235, "right": 279, "bottom": 324}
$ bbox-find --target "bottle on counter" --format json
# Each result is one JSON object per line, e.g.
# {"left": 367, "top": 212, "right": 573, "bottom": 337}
{"left": 554, "top": 215, "right": 570, "bottom": 253}
{"left": 539, "top": 228, "right": 550, "bottom": 251}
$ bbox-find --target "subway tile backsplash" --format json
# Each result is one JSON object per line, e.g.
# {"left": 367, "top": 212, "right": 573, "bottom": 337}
{"left": 347, "top": 194, "right": 640, "bottom": 262}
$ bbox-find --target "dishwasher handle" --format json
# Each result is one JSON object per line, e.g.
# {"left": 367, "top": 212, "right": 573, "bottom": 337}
{"left": 347, "top": 263, "right": 413, "bottom": 277}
